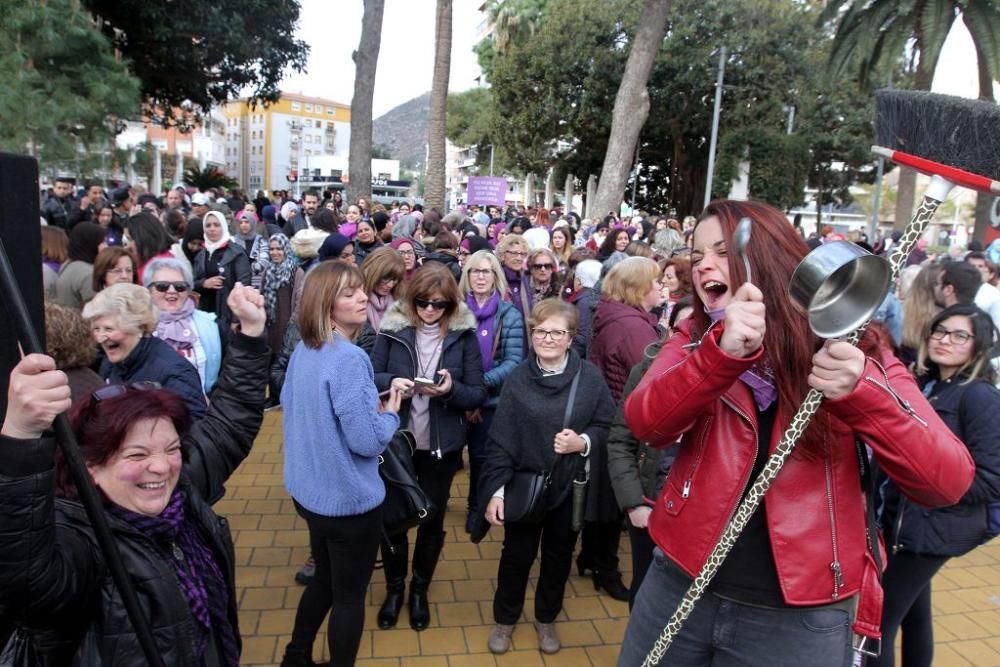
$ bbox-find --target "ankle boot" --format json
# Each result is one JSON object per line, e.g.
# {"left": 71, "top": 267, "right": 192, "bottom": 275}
{"left": 377, "top": 539, "right": 409, "bottom": 629}
{"left": 279, "top": 645, "right": 315, "bottom": 667}
{"left": 409, "top": 531, "right": 446, "bottom": 631}
{"left": 593, "top": 569, "right": 630, "bottom": 602}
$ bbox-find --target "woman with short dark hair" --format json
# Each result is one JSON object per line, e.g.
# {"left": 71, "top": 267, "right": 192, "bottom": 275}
{"left": 477, "top": 298, "right": 615, "bottom": 655}
{"left": 92, "top": 246, "right": 136, "bottom": 292}
{"left": 0, "top": 286, "right": 269, "bottom": 665}
{"left": 371, "top": 263, "right": 487, "bottom": 632}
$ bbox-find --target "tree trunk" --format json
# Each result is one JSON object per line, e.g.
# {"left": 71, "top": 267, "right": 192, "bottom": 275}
{"left": 347, "top": 0, "right": 385, "bottom": 206}
{"left": 590, "top": 0, "right": 671, "bottom": 218}
{"left": 585, "top": 174, "right": 597, "bottom": 218}
{"left": 424, "top": 0, "right": 452, "bottom": 212}
{"left": 972, "top": 40, "right": 996, "bottom": 243}
{"left": 564, "top": 172, "right": 574, "bottom": 214}
{"left": 544, "top": 168, "right": 555, "bottom": 209}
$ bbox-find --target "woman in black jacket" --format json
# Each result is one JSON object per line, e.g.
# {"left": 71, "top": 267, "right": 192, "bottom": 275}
{"left": 476, "top": 299, "right": 615, "bottom": 656}
{"left": 370, "top": 263, "right": 487, "bottom": 632}
{"left": 193, "top": 211, "right": 252, "bottom": 330}
{"left": 876, "top": 304, "right": 1000, "bottom": 667}
{"left": 0, "top": 285, "right": 268, "bottom": 666}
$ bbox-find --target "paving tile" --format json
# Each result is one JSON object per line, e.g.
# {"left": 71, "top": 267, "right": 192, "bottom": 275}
{"left": 228, "top": 411, "right": 999, "bottom": 665}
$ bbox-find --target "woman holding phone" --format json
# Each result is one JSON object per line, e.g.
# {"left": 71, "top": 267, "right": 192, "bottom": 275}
{"left": 370, "top": 263, "right": 487, "bottom": 632}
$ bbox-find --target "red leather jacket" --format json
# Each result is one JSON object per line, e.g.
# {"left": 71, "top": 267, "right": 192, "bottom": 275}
{"left": 623, "top": 321, "right": 974, "bottom": 642}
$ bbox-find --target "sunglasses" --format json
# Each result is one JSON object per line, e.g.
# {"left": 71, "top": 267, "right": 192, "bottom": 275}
{"left": 531, "top": 263, "right": 554, "bottom": 271}
{"left": 414, "top": 298, "right": 450, "bottom": 311}
{"left": 91, "top": 381, "right": 162, "bottom": 406}
{"left": 150, "top": 281, "right": 189, "bottom": 293}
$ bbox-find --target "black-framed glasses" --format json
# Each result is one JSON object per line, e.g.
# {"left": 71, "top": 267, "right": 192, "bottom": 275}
{"left": 414, "top": 298, "right": 449, "bottom": 311}
{"left": 929, "top": 326, "right": 973, "bottom": 345}
{"left": 91, "top": 381, "right": 162, "bottom": 406}
{"left": 150, "top": 281, "right": 189, "bottom": 293}
{"left": 531, "top": 328, "right": 569, "bottom": 341}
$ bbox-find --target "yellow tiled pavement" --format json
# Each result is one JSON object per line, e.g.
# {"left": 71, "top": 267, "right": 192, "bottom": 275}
{"left": 228, "top": 411, "right": 1000, "bottom": 666}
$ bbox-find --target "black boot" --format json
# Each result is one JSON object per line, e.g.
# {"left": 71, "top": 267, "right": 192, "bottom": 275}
{"left": 378, "top": 539, "right": 409, "bottom": 630}
{"left": 593, "top": 569, "right": 630, "bottom": 602}
{"left": 409, "top": 531, "right": 446, "bottom": 631}
{"left": 279, "top": 645, "right": 316, "bottom": 667}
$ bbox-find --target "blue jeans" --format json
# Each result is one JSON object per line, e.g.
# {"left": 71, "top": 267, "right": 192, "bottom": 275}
{"left": 618, "top": 548, "right": 854, "bottom": 667}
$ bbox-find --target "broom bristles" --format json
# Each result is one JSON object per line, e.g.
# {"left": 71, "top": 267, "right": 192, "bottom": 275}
{"left": 875, "top": 90, "right": 1000, "bottom": 179}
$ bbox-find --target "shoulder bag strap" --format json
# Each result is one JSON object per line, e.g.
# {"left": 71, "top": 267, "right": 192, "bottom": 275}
{"left": 545, "top": 367, "right": 583, "bottom": 479}
{"left": 856, "top": 440, "right": 883, "bottom": 577}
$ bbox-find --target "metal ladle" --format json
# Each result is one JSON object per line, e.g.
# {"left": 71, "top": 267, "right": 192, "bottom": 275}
{"left": 733, "top": 217, "right": 753, "bottom": 284}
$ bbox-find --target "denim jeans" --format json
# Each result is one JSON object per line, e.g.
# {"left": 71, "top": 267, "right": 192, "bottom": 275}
{"left": 618, "top": 548, "right": 854, "bottom": 667}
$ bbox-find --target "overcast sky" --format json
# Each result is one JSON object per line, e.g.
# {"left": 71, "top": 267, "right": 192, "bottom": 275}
{"left": 279, "top": 2, "right": 989, "bottom": 119}
{"left": 280, "top": 0, "right": 485, "bottom": 117}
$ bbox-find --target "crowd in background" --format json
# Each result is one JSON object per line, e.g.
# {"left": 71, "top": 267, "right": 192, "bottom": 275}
{"left": 4, "top": 177, "right": 996, "bottom": 666}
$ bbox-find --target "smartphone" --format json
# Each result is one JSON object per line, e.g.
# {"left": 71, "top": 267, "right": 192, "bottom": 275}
{"left": 413, "top": 377, "right": 439, "bottom": 389}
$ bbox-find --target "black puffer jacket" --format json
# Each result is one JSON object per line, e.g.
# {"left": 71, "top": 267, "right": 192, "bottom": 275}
{"left": 100, "top": 335, "right": 207, "bottom": 421}
{"left": 882, "top": 376, "right": 1000, "bottom": 557}
{"left": 0, "top": 332, "right": 269, "bottom": 665}
{"left": 371, "top": 302, "right": 486, "bottom": 457}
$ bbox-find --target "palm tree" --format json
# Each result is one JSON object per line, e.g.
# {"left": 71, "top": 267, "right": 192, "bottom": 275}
{"left": 424, "top": 0, "right": 452, "bottom": 212}
{"left": 821, "top": 0, "right": 1000, "bottom": 229}
{"left": 484, "top": 0, "right": 546, "bottom": 54}
{"left": 347, "top": 0, "right": 385, "bottom": 206}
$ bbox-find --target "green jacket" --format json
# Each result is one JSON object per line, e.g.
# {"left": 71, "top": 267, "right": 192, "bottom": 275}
{"left": 607, "top": 341, "right": 675, "bottom": 510}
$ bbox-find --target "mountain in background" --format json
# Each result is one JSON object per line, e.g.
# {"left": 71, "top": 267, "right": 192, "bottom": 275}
{"left": 373, "top": 92, "right": 430, "bottom": 171}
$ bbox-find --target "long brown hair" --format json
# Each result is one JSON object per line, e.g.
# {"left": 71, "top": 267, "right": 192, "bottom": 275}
{"left": 692, "top": 200, "right": 832, "bottom": 458}
{"left": 402, "top": 263, "right": 461, "bottom": 336}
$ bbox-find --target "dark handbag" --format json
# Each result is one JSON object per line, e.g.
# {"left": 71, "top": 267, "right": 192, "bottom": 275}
{"left": 379, "top": 430, "right": 435, "bottom": 536}
{"left": 503, "top": 367, "right": 582, "bottom": 525}
{"left": 0, "top": 627, "right": 37, "bottom": 667}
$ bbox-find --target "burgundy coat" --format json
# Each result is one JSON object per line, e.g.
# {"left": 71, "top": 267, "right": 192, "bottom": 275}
{"left": 588, "top": 298, "right": 660, "bottom": 402}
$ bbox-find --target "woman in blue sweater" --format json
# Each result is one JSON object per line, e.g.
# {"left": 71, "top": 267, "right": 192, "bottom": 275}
{"left": 280, "top": 262, "right": 402, "bottom": 667}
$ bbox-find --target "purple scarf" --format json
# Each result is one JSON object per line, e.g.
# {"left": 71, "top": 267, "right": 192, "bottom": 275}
{"left": 367, "top": 293, "right": 394, "bottom": 331}
{"left": 707, "top": 308, "right": 777, "bottom": 411}
{"left": 108, "top": 488, "right": 239, "bottom": 666}
{"left": 154, "top": 299, "right": 198, "bottom": 350}
{"left": 466, "top": 291, "right": 500, "bottom": 372}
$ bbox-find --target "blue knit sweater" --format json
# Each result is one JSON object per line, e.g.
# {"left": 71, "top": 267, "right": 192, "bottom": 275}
{"left": 282, "top": 335, "right": 399, "bottom": 516}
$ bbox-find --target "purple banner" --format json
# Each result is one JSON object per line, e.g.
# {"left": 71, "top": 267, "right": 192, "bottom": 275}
{"left": 466, "top": 176, "right": 508, "bottom": 207}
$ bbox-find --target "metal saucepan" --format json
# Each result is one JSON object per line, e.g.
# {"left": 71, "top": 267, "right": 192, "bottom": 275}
{"left": 789, "top": 241, "right": 892, "bottom": 339}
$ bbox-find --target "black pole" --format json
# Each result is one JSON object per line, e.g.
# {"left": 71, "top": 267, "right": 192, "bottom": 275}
{"left": 0, "top": 236, "right": 165, "bottom": 667}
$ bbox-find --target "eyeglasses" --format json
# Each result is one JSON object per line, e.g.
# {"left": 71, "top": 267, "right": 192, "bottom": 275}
{"left": 505, "top": 250, "right": 528, "bottom": 258}
{"left": 414, "top": 298, "right": 450, "bottom": 311}
{"left": 397, "top": 249, "right": 416, "bottom": 257}
{"left": 150, "top": 281, "right": 189, "bottom": 293}
{"left": 930, "top": 326, "right": 973, "bottom": 345}
{"left": 91, "top": 381, "right": 162, "bottom": 406}
{"left": 469, "top": 268, "right": 492, "bottom": 277}
{"left": 531, "top": 328, "right": 569, "bottom": 342}
{"left": 531, "top": 263, "right": 554, "bottom": 271}
{"left": 379, "top": 276, "right": 400, "bottom": 285}
{"left": 108, "top": 267, "right": 134, "bottom": 276}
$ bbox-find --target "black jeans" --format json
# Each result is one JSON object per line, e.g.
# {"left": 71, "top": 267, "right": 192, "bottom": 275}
{"left": 627, "top": 524, "right": 656, "bottom": 609}
{"left": 871, "top": 550, "right": 949, "bottom": 667}
{"left": 289, "top": 501, "right": 382, "bottom": 667}
{"left": 383, "top": 449, "right": 460, "bottom": 569}
{"left": 494, "top": 492, "right": 578, "bottom": 624}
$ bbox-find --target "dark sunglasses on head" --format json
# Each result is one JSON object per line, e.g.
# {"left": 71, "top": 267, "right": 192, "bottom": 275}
{"left": 414, "top": 298, "right": 450, "bottom": 311}
{"left": 91, "top": 381, "right": 163, "bottom": 406}
{"left": 150, "top": 281, "right": 189, "bottom": 293}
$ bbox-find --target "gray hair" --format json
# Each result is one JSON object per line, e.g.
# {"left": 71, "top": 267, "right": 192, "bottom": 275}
{"left": 142, "top": 256, "right": 193, "bottom": 288}
{"left": 81, "top": 283, "right": 159, "bottom": 336}
{"left": 575, "top": 259, "right": 602, "bottom": 288}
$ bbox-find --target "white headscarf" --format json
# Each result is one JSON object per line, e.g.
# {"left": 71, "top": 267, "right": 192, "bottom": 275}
{"left": 202, "top": 211, "right": 232, "bottom": 255}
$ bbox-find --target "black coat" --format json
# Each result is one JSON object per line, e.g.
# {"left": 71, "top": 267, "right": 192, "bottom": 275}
{"left": 192, "top": 243, "right": 252, "bottom": 330}
{"left": 472, "top": 351, "right": 615, "bottom": 541}
{"left": 0, "top": 332, "right": 269, "bottom": 665}
{"left": 882, "top": 377, "right": 1000, "bottom": 557}
{"left": 569, "top": 287, "right": 597, "bottom": 359}
{"left": 371, "top": 302, "right": 487, "bottom": 457}
{"left": 100, "top": 336, "right": 207, "bottom": 421}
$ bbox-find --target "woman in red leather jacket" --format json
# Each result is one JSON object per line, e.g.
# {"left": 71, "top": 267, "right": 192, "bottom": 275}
{"left": 616, "top": 200, "right": 975, "bottom": 667}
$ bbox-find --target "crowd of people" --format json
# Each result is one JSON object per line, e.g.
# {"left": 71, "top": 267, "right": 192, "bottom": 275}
{"left": 0, "top": 179, "right": 996, "bottom": 666}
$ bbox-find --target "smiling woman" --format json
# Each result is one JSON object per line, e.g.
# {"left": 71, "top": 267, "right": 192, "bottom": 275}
{"left": 83, "top": 282, "right": 208, "bottom": 420}
{"left": 0, "top": 285, "right": 270, "bottom": 665}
